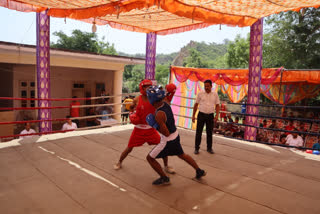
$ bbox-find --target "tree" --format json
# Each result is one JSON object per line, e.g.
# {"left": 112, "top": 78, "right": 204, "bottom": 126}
{"left": 51, "top": 30, "right": 117, "bottom": 55}
{"left": 265, "top": 8, "right": 320, "bottom": 69}
{"left": 183, "top": 48, "right": 208, "bottom": 68}
{"left": 226, "top": 34, "right": 250, "bottom": 68}
{"left": 155, "top": 64, "right": 170, "bottom": 86}
{"left": 122, "top": 65, "right": 145, "bottom": 92}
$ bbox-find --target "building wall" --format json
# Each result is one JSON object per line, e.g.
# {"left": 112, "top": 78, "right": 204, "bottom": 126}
{"left": 12, "top": 64, "right": 115, "bottom": 131}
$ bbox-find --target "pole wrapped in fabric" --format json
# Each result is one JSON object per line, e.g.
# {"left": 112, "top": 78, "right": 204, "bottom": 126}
{"left": 36, "top": 10, "right": 52, "bottom": 132}
{"left": 145, "top": 32, "right": 157, "bottom": 80}
{"left": 244, "top": 18, "right": 263, "bottom": 141}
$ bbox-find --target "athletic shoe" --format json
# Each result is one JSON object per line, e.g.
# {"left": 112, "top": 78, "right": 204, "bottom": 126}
{"left": 207, "top": 149, "right": 215, "bottom": 154}
{"left": 196, "top": 169, "right": 206, "bottom": 179}
{"left": 164, "top": 166, "right": 176, "bottom": 174}
{"left": 152, "top": 176, "right": 170, "bottom": 185}
{"left": 113, "top": 162, "right": 122, "bottom": 170}
{"left": 194, "top": 149, "right": 199, "bottom": 154}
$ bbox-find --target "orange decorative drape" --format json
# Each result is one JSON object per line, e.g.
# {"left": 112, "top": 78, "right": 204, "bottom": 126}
{"left": 171, "top": 66, "right": 320, "bottom": 104}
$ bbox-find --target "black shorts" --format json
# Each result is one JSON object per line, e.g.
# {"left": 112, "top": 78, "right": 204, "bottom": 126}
{"left": 149, "top": 135, "right": 184, "bottom": 158}
{"left": 122, "top": 109, "right": 129, "bottom": 118}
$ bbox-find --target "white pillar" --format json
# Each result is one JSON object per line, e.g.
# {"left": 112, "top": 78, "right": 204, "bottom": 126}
{"left": 113, "top": 69, "right": 123, "bottom": 122}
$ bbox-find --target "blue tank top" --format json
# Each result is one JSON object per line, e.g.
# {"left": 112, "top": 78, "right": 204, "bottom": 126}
{"left": 156, "top": 102, "right": 177, "bottom": 134}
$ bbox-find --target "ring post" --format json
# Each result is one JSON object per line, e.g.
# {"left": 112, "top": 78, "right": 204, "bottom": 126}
{"left": 244, "top": 18, "right": 263, "bottom": 141}
{"left": 36, "top": 10, "right": 52, "bottom": 132}
{"left": 145, "top": 32, "right": 157, "bottom": 80}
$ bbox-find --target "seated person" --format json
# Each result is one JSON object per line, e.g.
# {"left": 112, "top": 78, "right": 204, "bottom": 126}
{"left": 268, "top": 119, "right": 280, "bottom": 143}
{"left": 101, "top": 106, "right": 113, "bottom": 120}
{"left": 19, "top": 122, "right": 36, "bottom": 139}
{"left": 86, "top": 108, "right": 100, "bottom": 127}
{"left": 284, "top": 120, "right": 295, "bottom": 136}
{"left": 279, "top": 135, "right": 286, "bottom": 145}
{"left": 312, "top": 138, "right": 320, "bottom": 150}
{"left": 297, "top": 121, "right": 308, "bottom": 140}
{"left": 268, "top": 119, "right": 278, "bottom": 129}
{"left": 96, "top": 99, "right": 109, "bottom": 115}
{"left": 257, "top": 119, "right": 268, "bottom": 142}
{"left": 285, "top": 128, "right": 304, "bottom": 148}
{"left": 260, "top": 119, "right": 268, "bottom": 128}
{"left": 62, "top": 116, "right": 77, "bottom": 131}
{"left": 233, "top": 117, "right": 244, "bottom": 139}
{"left": 224, "top": 116, "right": 240, "bottom": 137}
{"left": 214, "top": 116, "right": 228, "bottom": 134}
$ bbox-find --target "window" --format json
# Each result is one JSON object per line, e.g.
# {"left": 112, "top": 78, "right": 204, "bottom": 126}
{"left": 19, "top": 80, "right": 36, "bottom": 107}
{"left": 73, "top": 83, "right": 85, "bottom": 88}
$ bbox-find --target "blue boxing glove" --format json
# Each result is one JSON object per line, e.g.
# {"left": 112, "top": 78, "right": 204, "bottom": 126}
{"left": 146, "top": 113, "right": 159, "bottom": 130}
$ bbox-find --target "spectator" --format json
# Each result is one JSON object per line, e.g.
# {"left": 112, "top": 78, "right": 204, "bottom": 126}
{"left": 279, "top": 135, "right": 286, "bottom": 144}
{"left": 297, "top": 121, "right": 308, "bottom": 140}
{"left": 241, "top": 100, "right": 246, "bottom": 119}
{"left": 70, "top": 96, "right": 80, "bottom": 128}
{"left": 220, "top": 102, "right": 227, "bottom": 120}
{"left": 100, "top": 89, "right": 110, "bottom": 103}
{"left": 257, "top": 119, "right": 268, "bottom": 142}
{"left": 312, "top": 138, "right": 320, "bottom": 150}
{"left": 86, "top": 108, "right": 100, "bottom": 127}
{"left": 62, "top": 116, "right": 77, "bottom": 131}
{"left": 268, "top": 119, "right": 278, "bottom": 129}
{"left": 232, "top": 117, "right": 244, "bottom": 138}
{"left": 214, "top": 116, "right": 228, "bottom": 134}
{"left": 268, "top": 119, "right": 279, "bottom": 144}
{"left": 289, "top": 111, "right": 295, "bottom": 118}
{"left": 19, "top": 122, "right": 36, "bottom": 139}
{"left": 285, "top": 128, "right": 304, "bottom": 147}
{"left": 100, "top": 99, "right": 113, "bottom": 120}
{"left": 285, "top": 120, "right": 295, "bottom": 136}
{"left": 224, "top": 116, "right": 240, "bottom": 137}
{"left": 122, "top": 96, "right": 134, "bottom": 122}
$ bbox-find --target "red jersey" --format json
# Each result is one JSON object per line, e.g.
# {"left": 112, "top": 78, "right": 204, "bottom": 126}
{"left": 285, "top": 124, "right": 295, "bottom": 135}
{"left": 70, "top": 101, "right": 80, "bottom": 117}
{"left": 136, "top": 95, "right": 155, "bottom": 125}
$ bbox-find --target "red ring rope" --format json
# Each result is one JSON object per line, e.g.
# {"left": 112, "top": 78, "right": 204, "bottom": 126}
{"left": 0, "top": 129, "right": 75, "bottom": 139}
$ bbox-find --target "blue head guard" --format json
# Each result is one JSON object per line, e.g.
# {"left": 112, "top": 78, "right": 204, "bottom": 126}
{"left": 146, "top": 86, "right": 165, "bottom": 105}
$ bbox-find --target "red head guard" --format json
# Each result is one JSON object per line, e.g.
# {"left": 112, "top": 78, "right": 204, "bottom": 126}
{"left": 139, "top": 79, "right": 152, "bottom": 95}
{"left": 165, "top": 83, "right": 176, "bottom": 102}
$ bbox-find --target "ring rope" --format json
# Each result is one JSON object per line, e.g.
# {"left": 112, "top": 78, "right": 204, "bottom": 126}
{"left": 0, "top": 102, "right": 133, "bottom": 111}
{"left": 175, "top": 124, "right": 318, "bottom": 151}
{"left": 231, "top": 112, "right": 320, "bottom": 123}
{"left": 0, "top": 92, "right": 139, "bottom": 101}
{"left": 226, "top": 121, "right": 320, "bottom": 137}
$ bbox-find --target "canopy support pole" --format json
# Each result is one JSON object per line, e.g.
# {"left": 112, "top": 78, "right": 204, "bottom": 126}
{"left": 36, "top": 10, "right": 52, "bottom": 132}
{"left": 244, "top": 18, "right": 263, "bottom": 141}
{"left": 145, "top": 32, "right": 157, "bottom": 80}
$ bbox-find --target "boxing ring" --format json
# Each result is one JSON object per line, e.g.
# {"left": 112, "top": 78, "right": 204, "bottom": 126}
{"left": 1, "top": 93, "right": 320, "bottom": 214}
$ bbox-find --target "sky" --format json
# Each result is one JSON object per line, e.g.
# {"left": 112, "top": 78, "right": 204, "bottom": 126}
{"left": 0, "top": 7, "right": 250, "bottom": 55}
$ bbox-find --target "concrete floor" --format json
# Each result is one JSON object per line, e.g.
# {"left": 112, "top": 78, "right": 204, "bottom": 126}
{"left": 1, "top": 125, "right": 320, "bottom": 214}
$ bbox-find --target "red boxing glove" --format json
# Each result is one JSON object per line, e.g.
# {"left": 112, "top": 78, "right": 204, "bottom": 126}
{"left": 165, "top": 83, "right": 176, "bottom": 102}
{"left": 129, "top": 112, "right": 141, "bottom": 125}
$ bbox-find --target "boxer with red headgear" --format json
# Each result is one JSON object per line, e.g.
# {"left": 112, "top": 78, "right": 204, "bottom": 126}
{"left": 114, "top": 79, "right": 175, "bottom": 174}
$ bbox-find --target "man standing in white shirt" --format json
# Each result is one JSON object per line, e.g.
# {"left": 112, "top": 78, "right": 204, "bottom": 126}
{"left": 19, "top": 122, "right": 36, "bottom": 139}
{"left": 285, "top": 128, "right": 304, "bottom": 147}
{"left": 62, "top": 116, "right": 78, "bottom": 131}
{"left": 192, "top": 79, "right": 220, "bottom": 154}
